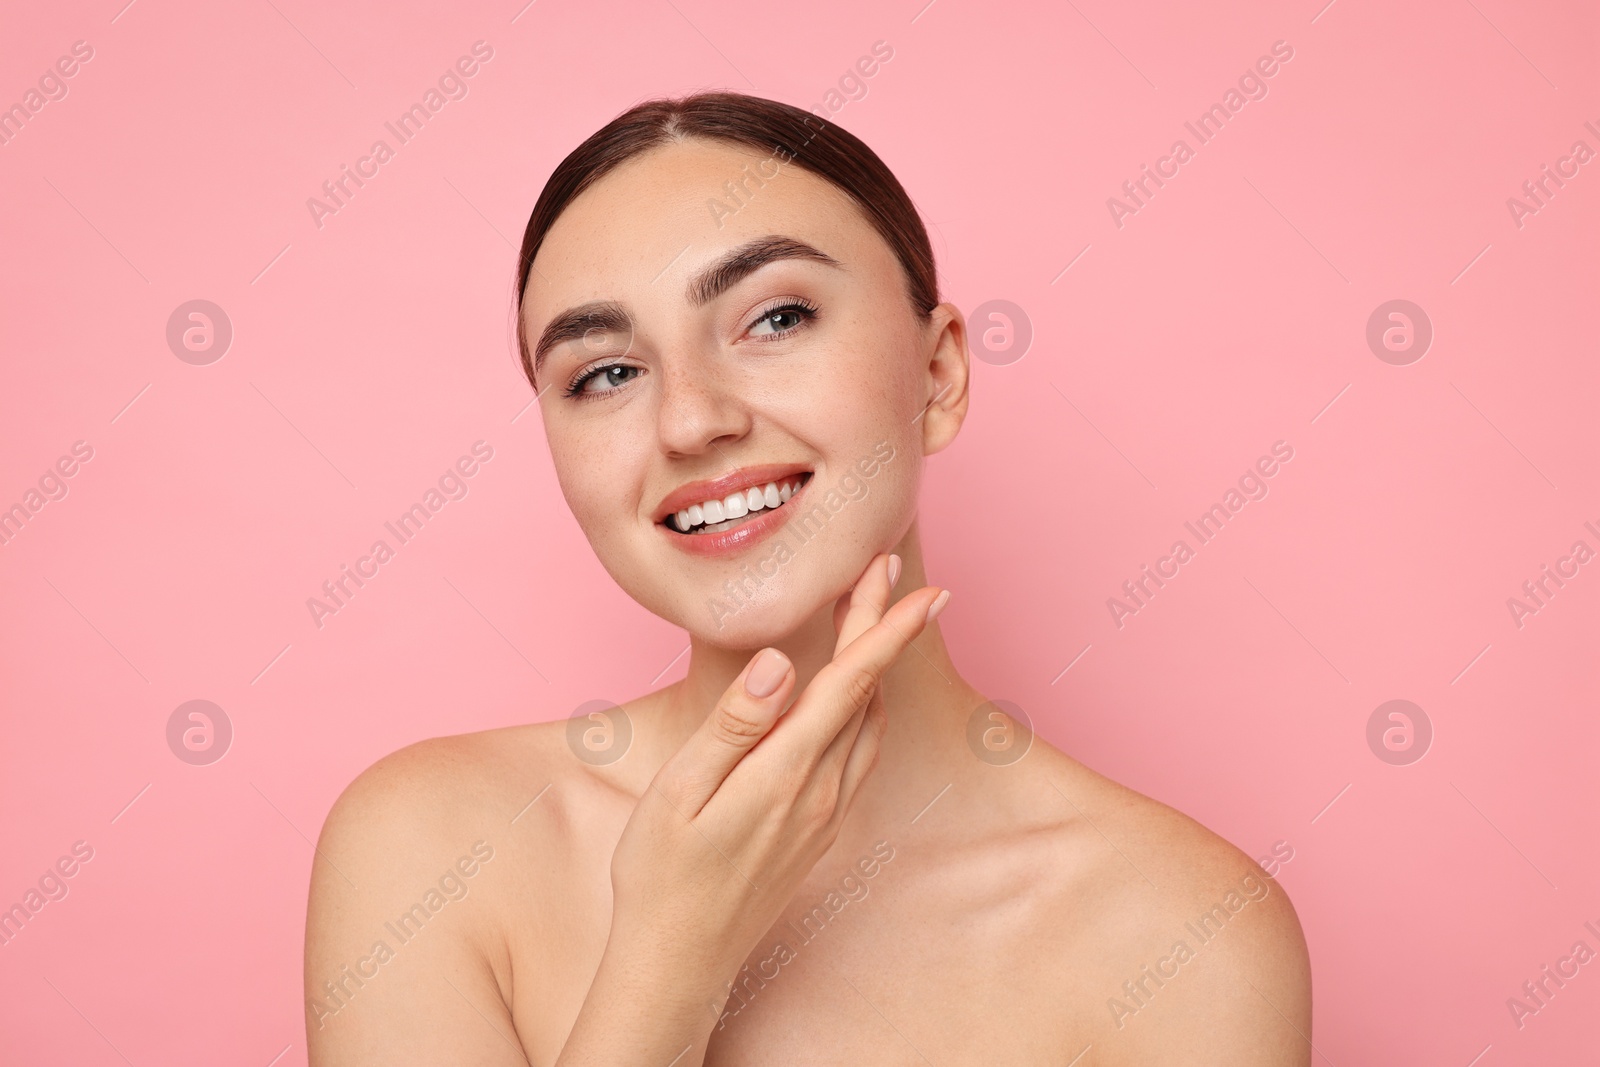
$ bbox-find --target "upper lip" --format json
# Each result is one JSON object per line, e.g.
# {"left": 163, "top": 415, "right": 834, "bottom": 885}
{"left": 652, "top": 463, "right": 813, "bottom": 523}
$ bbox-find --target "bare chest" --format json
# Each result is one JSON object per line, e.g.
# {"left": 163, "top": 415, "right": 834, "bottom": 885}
{"left": 504, "top": 830, "right": 1086, "bottom": 1065}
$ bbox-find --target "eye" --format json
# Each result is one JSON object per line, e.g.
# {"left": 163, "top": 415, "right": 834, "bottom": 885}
{"left": 566, "top": 362, "right": 643, "bottom": 398}
{"left": 747, "top": 299, "right": 819, "bottom": 340}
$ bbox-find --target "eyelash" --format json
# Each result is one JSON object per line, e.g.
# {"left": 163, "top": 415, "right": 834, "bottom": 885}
{"left": 562, "top": 298, "right": 821, "bottom": 399}
{"left": 747, "top": 297, "right": 820, "bottom": 340}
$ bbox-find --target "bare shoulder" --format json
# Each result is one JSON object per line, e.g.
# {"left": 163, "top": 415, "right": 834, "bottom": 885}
{"left": 1022, "top": 744, "right": 1312, "bottom": 1065}
{"left": 303, "top": 721, "right": 612, "bottom": 1065}
{"left": 309, "top": 719, "right": 619, "bottom": 936}
{"left": 316, "top": 721, "right": 571, "bottom": 847}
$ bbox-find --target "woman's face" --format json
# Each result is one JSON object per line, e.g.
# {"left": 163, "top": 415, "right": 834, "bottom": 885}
{"left": 522, "top": 137, "right": 962, "bottom": 648}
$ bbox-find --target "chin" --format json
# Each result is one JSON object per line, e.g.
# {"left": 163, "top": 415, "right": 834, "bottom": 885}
{"left": 711, "top": 591, "right": 835, "bottom": 649}
{"left": 598, "top": 541, "right": 840, "bottom": 649}
{"left": 597, "top": 484, "right": 918, "bottom": 647}
{"left": 694, "top": 613, "right": 814, "bottom": 652}
{"left": 647, "top": 569, "right": 834, "bottom": 650}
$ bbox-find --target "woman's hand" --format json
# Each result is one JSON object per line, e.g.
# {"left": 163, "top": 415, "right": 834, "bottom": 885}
{"left": 555, "top": 552, "right": 948, "bottom": 1065}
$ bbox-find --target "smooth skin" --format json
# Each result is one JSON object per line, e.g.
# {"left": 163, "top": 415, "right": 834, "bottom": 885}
{"left": 304, "top": 138, "right": 1311, "bottom": 1065}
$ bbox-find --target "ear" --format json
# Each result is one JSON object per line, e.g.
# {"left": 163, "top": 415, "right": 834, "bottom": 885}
{"left": 918, "top": 302, "right": 971, "bottom": 456}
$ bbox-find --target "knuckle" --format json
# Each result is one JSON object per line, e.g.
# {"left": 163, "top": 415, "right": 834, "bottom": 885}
{"left": 712, "top": 701, "right": 768, "bottom": 745}
{"left": 769, "top": 771, "right": 837, "bottom": 833}
{"left": 801, "top": 797, "right": 837, "bottom": 835}
{"left": 808, "top": 780, "right": 841, "bottom": 827}
{"left": 868, "top": 704, "right": 889, "bottom": 744}
{"left": 834, "top": 664, "right": 880, "bottom": 710}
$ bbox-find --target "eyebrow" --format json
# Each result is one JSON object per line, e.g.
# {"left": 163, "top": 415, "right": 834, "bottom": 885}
{"left": 531, "top": 235, "right": 844, "bottom": 380}
{"left": 685, "top": 234, "right": 843, "bottom": 307}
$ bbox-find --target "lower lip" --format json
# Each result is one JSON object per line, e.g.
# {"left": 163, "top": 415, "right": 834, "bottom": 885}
{"left": 660, "top": 477, "right": 813, "bottom": 558}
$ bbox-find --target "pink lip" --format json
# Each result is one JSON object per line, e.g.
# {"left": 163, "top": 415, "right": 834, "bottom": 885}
{"left": 659, "top": 473, "right": 814, "bottom": 559}
{"left": 652, "top": 462, "right": 813, "bottom": 523}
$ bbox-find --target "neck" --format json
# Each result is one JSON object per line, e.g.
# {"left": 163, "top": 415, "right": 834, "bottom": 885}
{"left": 657, "top": 522, "right": 987, "bottom": 830}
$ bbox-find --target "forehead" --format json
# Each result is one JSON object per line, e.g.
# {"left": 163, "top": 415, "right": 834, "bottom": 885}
{"left": 526, "top": 138, "right": 882, "bottom": 310}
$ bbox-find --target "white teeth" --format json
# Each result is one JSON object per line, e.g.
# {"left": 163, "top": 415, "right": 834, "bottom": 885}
{"left": 669, "top": 473, "right": 810, "bottom": 533}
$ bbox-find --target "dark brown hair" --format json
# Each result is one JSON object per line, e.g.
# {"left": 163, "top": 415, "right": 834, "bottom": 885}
{"left": 513, "top": 91, "right": 939, "bottom": 388}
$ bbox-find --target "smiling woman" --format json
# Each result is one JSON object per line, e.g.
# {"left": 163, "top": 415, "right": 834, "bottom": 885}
{"left": 303, "top": 91, "right": 1311, "bottom": 1066}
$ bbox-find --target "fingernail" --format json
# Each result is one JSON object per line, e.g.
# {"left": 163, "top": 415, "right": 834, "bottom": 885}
{"left": 924, "top": 589, "right": 950, "bottom": 624}
{"left": 887, "top": 553, "right": 902, "bottom": 588}
{"left": 746, "top": 648, "right": 790, "bottom": 698}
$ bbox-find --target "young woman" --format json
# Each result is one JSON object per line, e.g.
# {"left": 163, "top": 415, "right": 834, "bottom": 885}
{"left": 305, "top": 91, "right": 1311, "bottom": 1066}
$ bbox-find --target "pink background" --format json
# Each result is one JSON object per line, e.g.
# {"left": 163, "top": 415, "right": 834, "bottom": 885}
{"left": 2, "top": 0, "right": 1596, "bottom": 1062}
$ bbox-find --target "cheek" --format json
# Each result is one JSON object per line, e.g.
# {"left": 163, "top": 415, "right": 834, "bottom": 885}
{"left": 549, "top": 426, "right": 645, "bottom": 542}
{"left": 764, "top": 339, "right": 924, "bottom": 536}
{"left": 863, "top": 451, "right": 922, "bottom": 542}
{"left": 767, "top": 335, "right": 924, "bottom": 445}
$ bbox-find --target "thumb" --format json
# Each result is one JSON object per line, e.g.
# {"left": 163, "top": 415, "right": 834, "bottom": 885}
{"left": 657, "top": 647, "right": 794, "bottom": 816}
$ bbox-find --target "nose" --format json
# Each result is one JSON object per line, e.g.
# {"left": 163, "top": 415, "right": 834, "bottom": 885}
{"left": 653, "top": 350, "right": 752, "bottom": 457}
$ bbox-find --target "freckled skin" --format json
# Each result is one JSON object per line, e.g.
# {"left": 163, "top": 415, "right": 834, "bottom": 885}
{"left": 528, "top": 140, "right": 930, "bottom": 649}
{"left": 304, "top": 139, "right": 1311, "bottom": 1066}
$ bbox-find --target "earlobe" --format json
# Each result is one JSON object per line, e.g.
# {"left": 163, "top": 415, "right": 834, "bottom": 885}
{"left": 920, "top": 303, "right": 971, "bottom": 456}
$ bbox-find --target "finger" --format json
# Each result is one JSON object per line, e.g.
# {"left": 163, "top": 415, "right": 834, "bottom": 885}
{"left": 819, "top": 554, "right": 899, "bottom": 774}
{"left": 831, "top": 585, "right": 853, "bottom": 638}
{"left": 830, "top": 552, "right": 899, "bottom": 638}
{"left": 781, "top": 584, "right": 945, "bottom": 757}
{"left": 833, "top": 553, "right": 898, "bottom": 656}
{"left": 834, "top": 691, "right": 888, "bottom": 813}
{"left": 815, "top": 649, "right": 875, "bottom": 762}
{"left": 814, "top": 680, "right": 877, "bottom": 787}
{"left": 654, "top": 647, "right": 795, "bottom": 816}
